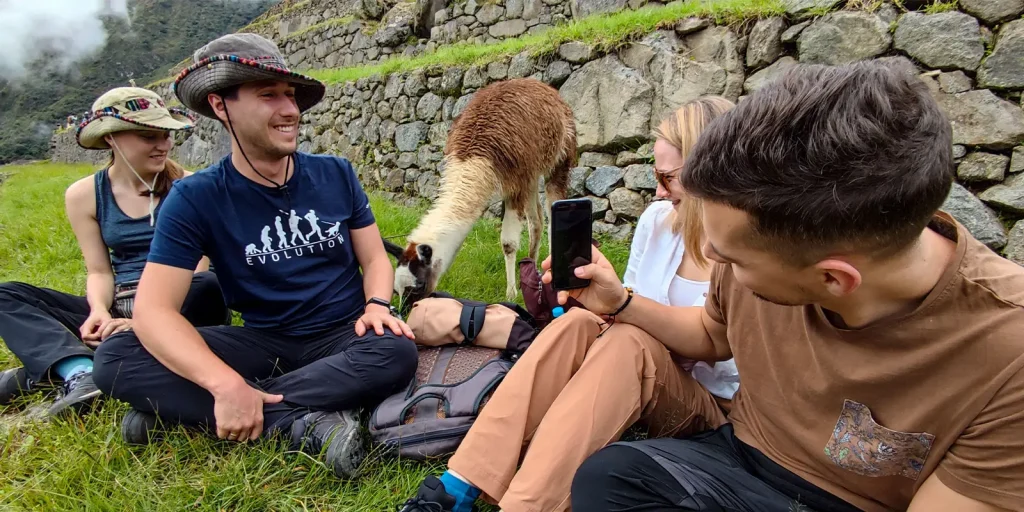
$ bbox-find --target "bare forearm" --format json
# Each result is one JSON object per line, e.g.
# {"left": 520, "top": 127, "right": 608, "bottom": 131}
{"left": 134, "top": 307, "right": 243, "bottom": 393}
{"left": 616, "top": 295, "right": 727, "bottom": 361}
{"left": 362, "top": 257, "right": 395, "bottom": 303}
{"left": 85, "top": 272, "right": 115, "bottom": 313}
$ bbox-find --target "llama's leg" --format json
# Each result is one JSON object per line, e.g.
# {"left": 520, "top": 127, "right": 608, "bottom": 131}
{"left": 501, "top": 204, "right": 524, "bottom": 301}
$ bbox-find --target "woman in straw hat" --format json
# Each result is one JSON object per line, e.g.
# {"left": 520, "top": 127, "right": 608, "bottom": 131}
{"left": 0, "top": 87, "right": 230, "bottom": 419}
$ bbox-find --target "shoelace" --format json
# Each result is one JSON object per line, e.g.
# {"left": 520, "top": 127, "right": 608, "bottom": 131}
{"left": 398, "top": 498, "right": 445, "bottom": 512}
{"left": 62, "top": 372, "right": 89, "bottom": 395}
{"left": 296, "top": 416, "right": 326, "bottom": 454}
{"left": 296, "top": 412, "right": 346, "bottom": 454}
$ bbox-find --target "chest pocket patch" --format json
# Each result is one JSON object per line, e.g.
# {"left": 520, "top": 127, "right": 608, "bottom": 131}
{"left": 824, "top": 399, "right": 935, "bottom": 480}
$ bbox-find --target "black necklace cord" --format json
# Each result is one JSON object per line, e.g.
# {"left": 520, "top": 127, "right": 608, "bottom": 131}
{"left": 223, "top": 103, "right": 294, "bottom": 203}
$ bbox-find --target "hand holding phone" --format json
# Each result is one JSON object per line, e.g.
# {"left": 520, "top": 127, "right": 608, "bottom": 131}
{"left": 549, "top": 199, "right": 593, "bottom": 291}
{"left": 540, "top": 244, "right": 629, "bottom": 315}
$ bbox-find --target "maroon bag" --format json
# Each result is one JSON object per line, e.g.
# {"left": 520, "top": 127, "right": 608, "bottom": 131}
{"left": 518, "top": 251, "right": 595, "bottom": 330}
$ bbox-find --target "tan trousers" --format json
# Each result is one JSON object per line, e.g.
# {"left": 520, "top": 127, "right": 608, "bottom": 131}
{"left": 447, "top": 308, "right": 729, "bottom": 512}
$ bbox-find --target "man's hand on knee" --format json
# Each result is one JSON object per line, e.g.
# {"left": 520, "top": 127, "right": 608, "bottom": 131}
{"left": 355, "top": 303, "right": 415, "bottom": 339}
{"left": 211, "top": 377, "right": 284, "bottom": 442}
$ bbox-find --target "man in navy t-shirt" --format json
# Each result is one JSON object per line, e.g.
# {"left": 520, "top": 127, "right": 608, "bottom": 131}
{"left": 93, "top": 33, "right": 418, "bottom": 480}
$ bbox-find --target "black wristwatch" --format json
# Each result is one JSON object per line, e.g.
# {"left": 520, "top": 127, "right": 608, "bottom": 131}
{"left": 366, "top": 297, "right": 391, "bottom": 310}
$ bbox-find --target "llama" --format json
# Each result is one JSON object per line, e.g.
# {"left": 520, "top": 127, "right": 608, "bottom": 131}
{"left": 390, "top": 78, "right": 577, "bottom": 304}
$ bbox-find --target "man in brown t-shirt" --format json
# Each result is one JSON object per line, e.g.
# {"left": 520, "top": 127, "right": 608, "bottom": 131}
{"left": 555, "top": 61, "right": 1024, "bottom": 511}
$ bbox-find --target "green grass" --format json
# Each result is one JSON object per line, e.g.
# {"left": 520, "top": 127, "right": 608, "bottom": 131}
{"left": 242, "top": 0, "right": 314, "bottom": 34}
{"left": 923, "top": 0, "right": 958, "bottom": 14}
{"left": 146, "top": 75, "right": 176, "bottom": 89}
{"left": 0, "top": 163, "right": 630, "bottom": 511}
{"left": 308, "top": 0, "right": 785, "bottom": 84}
{"left": 284, "top": 15, "right": 357, "bottom": 42}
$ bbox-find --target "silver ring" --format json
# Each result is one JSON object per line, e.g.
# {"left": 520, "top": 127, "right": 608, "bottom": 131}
{"left": 227, "top": 433, "right": 238, "bottom": 439}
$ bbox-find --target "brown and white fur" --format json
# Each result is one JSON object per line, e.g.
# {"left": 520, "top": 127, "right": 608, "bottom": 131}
{"left": 391, "top": 78, "right": 577, "bottom": 304}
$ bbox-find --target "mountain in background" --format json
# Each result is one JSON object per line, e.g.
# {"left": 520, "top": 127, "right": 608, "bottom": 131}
{"left": 0, "top": 0, "right": 277, "bottom": 165}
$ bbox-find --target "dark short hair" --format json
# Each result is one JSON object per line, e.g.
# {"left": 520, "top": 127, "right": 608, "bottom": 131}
{"left": 209, "top": 85, "right": 243, "bottom": 127}
{"left": 213, "top": 84, "right": 242, "bottom": 101}
{"left": 681, "top": 60, "right": 954, "bottom": 264}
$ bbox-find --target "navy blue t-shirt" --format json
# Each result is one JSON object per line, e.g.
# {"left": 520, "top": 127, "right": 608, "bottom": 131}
{"left": 148, "top": 152, "right": 376, "bottom": 335}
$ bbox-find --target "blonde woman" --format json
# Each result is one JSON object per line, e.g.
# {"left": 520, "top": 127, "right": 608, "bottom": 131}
{"left": 0, "top": 87, "right": 228, "bottom": 418}
{"left": 400, "top": 97, "right": 739, "bottom": 512}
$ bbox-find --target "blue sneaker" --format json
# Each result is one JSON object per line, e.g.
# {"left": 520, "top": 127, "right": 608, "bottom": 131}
{"left": 398, "top": 476, "right": 464, "bottom": 512}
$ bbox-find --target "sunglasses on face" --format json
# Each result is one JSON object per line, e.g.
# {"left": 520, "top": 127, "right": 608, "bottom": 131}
{"left": 654, "top": 165, "right": 684, "bottom": 190}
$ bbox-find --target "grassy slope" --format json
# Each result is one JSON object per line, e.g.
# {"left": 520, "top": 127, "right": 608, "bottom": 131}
{"left": 146, "top": 0, "right": 785, "bottom": 89}
{"left": 0, "top": 163, "right": 630, "bottom": 511}
{"left": 311, "top": 0, "right": 785, "bottom": 83}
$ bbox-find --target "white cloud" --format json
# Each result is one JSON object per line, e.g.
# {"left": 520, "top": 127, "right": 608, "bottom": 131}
{"left": 0, "top": 0, "right": 130, "bottom": 80}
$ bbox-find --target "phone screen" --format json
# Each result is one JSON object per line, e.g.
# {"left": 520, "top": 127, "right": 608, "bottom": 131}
{"left": 551, "top": 199, "right": 593, "bottom": 290}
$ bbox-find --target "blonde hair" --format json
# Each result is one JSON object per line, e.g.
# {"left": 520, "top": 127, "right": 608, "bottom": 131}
{"left": 651, "top": 96, "right": 736, "bottom": 269}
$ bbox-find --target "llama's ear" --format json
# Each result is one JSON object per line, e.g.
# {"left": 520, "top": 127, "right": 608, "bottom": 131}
{"left": 417, "top": 244, "right": 433, "bottom": 265}
{"left": 382, "top": 238, "right": 404, "bottom": 259}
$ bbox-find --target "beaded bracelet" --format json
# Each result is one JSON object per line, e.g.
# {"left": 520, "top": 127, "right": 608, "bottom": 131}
{"left": 608, "top": 286, "right": 635, "bottom": 319}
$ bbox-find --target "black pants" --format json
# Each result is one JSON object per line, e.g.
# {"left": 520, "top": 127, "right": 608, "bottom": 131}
{"left": 572, "top": 424, "right": 862, "bottom": 512}
{"left": 92, "top": 319, "right": 419, "bottom": 434}
{"left": 0, "top": 272, "right": 229, "bottom": 383}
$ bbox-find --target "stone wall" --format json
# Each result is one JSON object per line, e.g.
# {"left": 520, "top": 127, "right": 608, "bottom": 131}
{"left": 49, "top": 130, "right": 109, "bottom": 167}
{"left": 244, "top": 0, "right": 654, "bottom": 71}
{"left": 282, "top": 13, "right": 421, "bottom": 70}
{"left": 53, "top": 0, "right": 1024, "bottom": 266}
{"left": 151, "top": 0, "right": 656, "bottom": 93}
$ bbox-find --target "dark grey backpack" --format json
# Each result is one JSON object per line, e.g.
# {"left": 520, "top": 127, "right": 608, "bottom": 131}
{"left": 368, "top": 292, "right": 538, "bottom": 460}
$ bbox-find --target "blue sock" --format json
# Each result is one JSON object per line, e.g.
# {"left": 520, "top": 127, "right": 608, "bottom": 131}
{"left": 54, "top": 356, "right": 93, "bottom": 381}
{"left": 439, "top": 471, "right": 480, "bottom": 512}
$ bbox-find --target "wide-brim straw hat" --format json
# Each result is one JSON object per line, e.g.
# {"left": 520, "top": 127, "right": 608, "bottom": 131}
{"left": 76, "top": 87, "right": 195, "bottom": 150}
{"left": 174, "top": 33, "right": 326, "bottom": 120}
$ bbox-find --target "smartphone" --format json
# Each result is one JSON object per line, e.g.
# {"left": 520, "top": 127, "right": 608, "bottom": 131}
{"left": 550, "top": 198, "right": 593, "bottom": 291}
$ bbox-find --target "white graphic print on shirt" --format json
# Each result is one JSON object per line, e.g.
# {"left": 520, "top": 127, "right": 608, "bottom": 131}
{"left": 244, "top": 208, "right": 345, "bottom": 266}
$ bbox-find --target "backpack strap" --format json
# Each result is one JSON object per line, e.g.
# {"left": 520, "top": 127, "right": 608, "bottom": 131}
{"left": 421, "top": 290, "right": 486, "bottom": 345}
{"left": 413, "top": 345, "right": 459, "bottom": 421}
{"left": 459, "top": 301, "right": 487, "bottom": 344}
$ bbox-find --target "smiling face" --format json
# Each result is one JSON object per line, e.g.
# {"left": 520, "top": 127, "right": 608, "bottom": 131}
{"left": 212, "top": 80, "right": 300, "bottom": 159}
{"left": 652, "top": 138, "right": 687, "bottom": 207}
{"left": 107, "top": 130, "right": 174, "bottom": 174}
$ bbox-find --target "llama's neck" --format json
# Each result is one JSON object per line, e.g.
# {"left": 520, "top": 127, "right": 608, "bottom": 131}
{"left": 408, "top": 156, "right": 498, "bottom": 277}
{"left": 409, "top": 216, "right": 475, "bottom": 278}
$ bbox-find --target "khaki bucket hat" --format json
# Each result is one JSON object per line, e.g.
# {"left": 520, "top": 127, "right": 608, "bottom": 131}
{"left": 76, "top": 87, "right": 195, "bottom": 150}
{"left": 173, "top": 33, "right": 326, "bottom": 120}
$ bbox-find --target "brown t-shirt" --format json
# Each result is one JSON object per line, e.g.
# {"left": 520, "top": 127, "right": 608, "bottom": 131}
{"left": 703, "top": 213, "right": 1024, "bottom": 511}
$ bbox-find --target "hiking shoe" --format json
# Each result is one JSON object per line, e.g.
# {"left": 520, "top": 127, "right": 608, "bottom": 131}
{"left": 289, "top": 409, "right": 366, "bottom": 480}
{"left": 46, "top": 371, "right": 102, "bottom": 418}
{"left": 0, "top": 366, "right": 32, "bottom": 406}
{"left": 398, "top": 476, "right": 465, "bottom": 512}
{"left": 121, "top": 408, "right": 161, "bottom": 446}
